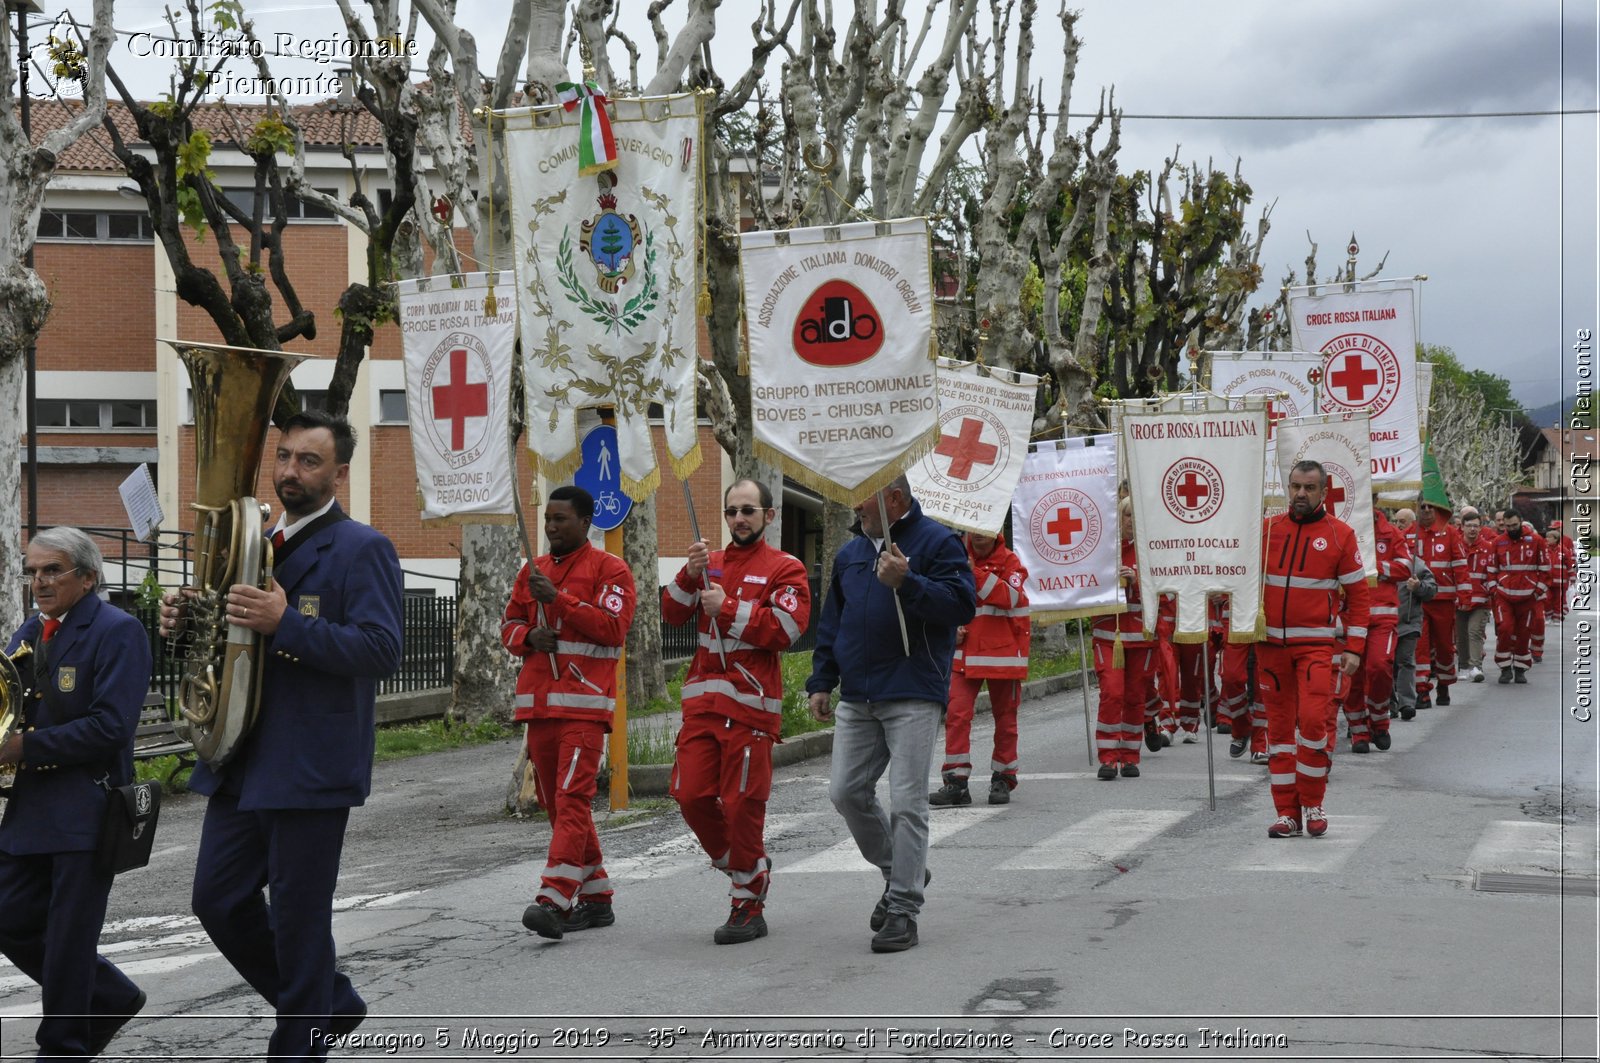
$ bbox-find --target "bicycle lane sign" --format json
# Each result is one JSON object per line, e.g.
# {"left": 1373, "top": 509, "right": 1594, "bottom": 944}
{"left": 574, "top": 423, "right": 633, "bottom": 531}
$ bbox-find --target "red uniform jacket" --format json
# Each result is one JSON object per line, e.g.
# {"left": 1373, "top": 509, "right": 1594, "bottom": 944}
{"left": 1262, "top": 506, "right": 1371, "bottom": 655}
{"left": 1414, "top": 519, "right": 1468, "bottom": 607}
{"left": 662, "top": 538, "right": 811, "bottom": 736}
{"left": 503, "top": 542, "right": 637, "bottom": 730}
{"left": 1461, "top": 534, "right": 1495, "bottom": 609}
{"left": 1369, "top": 511, "right": 1414, "bottom": 625}
{"left": 1093, "top": 538, "right": 1175, "bottom": 645}
{"left": 954, "top": 534, "right": 1031, "bottom": 680}
{"left": 1487, "top": 532, "right": 1550, "bottom": 602}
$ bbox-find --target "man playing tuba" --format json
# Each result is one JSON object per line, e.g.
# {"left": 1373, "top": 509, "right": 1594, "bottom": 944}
{"left": 162, "top": 410, "right": 403, "bottom": 1060}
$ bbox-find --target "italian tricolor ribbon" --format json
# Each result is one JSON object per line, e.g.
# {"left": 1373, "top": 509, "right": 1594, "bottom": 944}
{"left": 555, "top": 79, "right": 618, "bottom": 176}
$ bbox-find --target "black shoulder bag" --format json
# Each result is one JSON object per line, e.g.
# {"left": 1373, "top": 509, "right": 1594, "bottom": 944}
{"left": 96, "top": 779, "right": 162, "bottom": 875}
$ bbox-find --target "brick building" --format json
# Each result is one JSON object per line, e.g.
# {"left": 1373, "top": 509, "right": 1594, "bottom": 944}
{"left": 22, "top": 98, "right": 816, "bottom": 597}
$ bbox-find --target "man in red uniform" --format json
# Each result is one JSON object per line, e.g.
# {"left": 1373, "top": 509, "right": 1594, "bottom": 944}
{"left": 1546, "top": 521, "right": 1576, "bottom": 620}
{"left": 505, "top": 485, "right": 637, "bottom": 939}
{"left": 1259, "top": 461, "right": 1370, "bottom": 838}
{"left": 1487, "top": 517, "right": 1548, "bottom": 684}
{"left": 662, "top": 479, "right": 810, "bottom": 944}
{"left": 931, "top": 531, "right": 1030, "bottom": 806}
{"left": 1346, "top": 503, "right": 1412, "bottom": 753}
{"left": 1456, "top": 509, "right": 1495, "bottom": 683}
{"left": 1093, "top": 502, "right": 1167, "bottom": 780}
{"left": 1413, "top": 496, "right": 1466, "bottom": 707}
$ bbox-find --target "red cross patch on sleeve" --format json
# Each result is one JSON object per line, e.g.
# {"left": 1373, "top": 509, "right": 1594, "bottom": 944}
{"left": 601, "top": 584, "right": 626, "bottom": 616}
{"left": 1007, "top": 572, "right": 1024, "bottom": 589}
{"left": 775, "top": 586, "right": 799, "bottom": 613}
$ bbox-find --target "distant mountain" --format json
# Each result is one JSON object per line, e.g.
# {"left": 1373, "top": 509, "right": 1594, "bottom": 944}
{"left": 1523, "top": 395, "right": 1590, "bottom": 430}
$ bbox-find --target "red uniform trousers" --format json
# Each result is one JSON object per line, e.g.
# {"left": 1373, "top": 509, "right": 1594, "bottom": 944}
{"left": 1154, "top": 642, "right": 1180, "bottom": 731}
{"left": 1219, "top": 643, "right": 1266, "bottom": 753}
{"left": 1347, "top": 624, "right": 1397, "bottom": 740}
{"left": 527, "top": 718, "right": 612, "bottom": 911}
{"left": 1548, "top": 578, "right": 1568, "bottom": 618}
{"left": 1094, "top": 640, "right": 1158, "bottom": 766}
{"left": 669, "top": 714, "right": 774, "bottom": 912}
{"left": 1530, "top": 601, "right": 1546, "bottom": 661}
{"left": 942, "top": 676, "right": 1022, "bottom": 787}
{"left": 1418, "top": 600, "right": 1457, "bottom": 693}
{"left": 1173, "top": 642, "right": 1208, "bottom": 734}
{"left": 1256, "top": 643, "right": 1335, "bottom": 816}
{"left": 1493, "top": 597, "right": 1538, "bottom": 671}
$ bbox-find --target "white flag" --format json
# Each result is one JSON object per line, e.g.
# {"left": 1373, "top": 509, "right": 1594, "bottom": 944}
{"left": 1287, "top": 280, "right": 1422, "bottom": 489}
{"left": 1209, "top": 350, "right": 1321, "bottom": 503}
{"left": 1011, "top": 437, "right": 1123, "bottom": 622}
{"left": 741, "top": 218, "right": 938, "bottom": 502}
{"left": 907, "top": 358, "right": 1039, "bottom": 535}
{"left": 397, "top": 273, "right": 516, "bottom": 524}
{"left": 1121, "top": 399, "right": 1269, "bottom": 639}
{"left": 504, "top": 92, "right": 704, "bottom": 498}
{"left": 1275, "top": 412, "right": 1377, "bottom": 579}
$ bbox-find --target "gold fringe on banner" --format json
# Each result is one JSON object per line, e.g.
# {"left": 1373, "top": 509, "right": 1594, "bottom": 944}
{"left": 1031, "top": 605, "right": 1126, "bottom": 626}
{"left": 421, "top": 512, "right": 518, "bottom": 528}
{"left": 668, "top": 442, "right": 704, "bottom": 484}
{"left": 621, "top": 465, "right": 661, "bottom": 502}
{"left": 753, "top": 422, "right": 941, "bottom": 507}
{"left": 1172, "top": 630, "right": 1210, "bottom": 645}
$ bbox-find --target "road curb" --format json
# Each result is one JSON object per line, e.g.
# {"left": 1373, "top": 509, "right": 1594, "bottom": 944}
{"left": 625, "top": 668, "right": 1092, "bottom": 797}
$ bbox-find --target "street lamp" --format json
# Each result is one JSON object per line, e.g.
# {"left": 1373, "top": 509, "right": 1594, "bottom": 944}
{"left": 7, "top": 0, "right": 42, "bottom": 540}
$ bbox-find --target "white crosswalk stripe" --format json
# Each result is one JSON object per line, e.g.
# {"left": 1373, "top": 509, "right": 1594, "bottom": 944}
{"left": 999, "top": 809, "right": 1189, "bottom": 871}
{"left": 783, "top": 807, "right": 1009, "bottom": 874}
{"left": 1466, "top": 820, "right": 1597, "bottom": 876}
{"left": 1231, "top": 815, "right": 1384, "bottom": 873}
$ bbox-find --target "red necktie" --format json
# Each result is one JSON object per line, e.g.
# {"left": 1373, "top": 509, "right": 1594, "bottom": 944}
{"left": 40, "top": 618, "right": 60, "bottom": 644}
{"left": 272, "top": 529, "right": 286, "bottom": 550}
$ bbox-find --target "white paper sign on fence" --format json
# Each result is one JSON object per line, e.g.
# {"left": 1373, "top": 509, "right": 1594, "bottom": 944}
{"left": 1011, "top": 436, "right": 1124, "bottom": 623}
{"left": 1287, "top": 280, "right": 1421, "bottom": 490}
{"left": 1121, "top": 400, "right": 1269, "bottom": 639}
{"left": 906, "top": 358, "right": 1039, "bottom": 535}
{"left": 397, "top": 273, "right": 517, "bottom": 524}
{"left": 741, "top": 218, "right": 938, "bottom": 502}
{"left": 1275, "top": 411, "right": 1377, "bottom": 579}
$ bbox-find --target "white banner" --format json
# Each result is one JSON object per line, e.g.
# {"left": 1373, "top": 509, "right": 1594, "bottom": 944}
{"left": 1209, "top": 350, "right": 1320, "bottom": 503}
{"left": 397, "top": 273, "right": 517, "bottom": 524}
{"left": 741, "top": 218, "right": 938, "bottom": 502}
{"left": 1275, "top": 412, "right": 1377, "bottom": 579}
{"left": 1121, "top": 400, "right": 1268, "bottom": 639}
{"left": 504, "top": 92, "right": 704, "bottom": 498}
{"left": 1417, "top": 361, "right": 1434, "bottom": 437}
{"left": 1287, "top": 280, "right": 1422, "bottom": 489}
{"left": 1011, "top": 436, "right": 1123, "bottom": 622}
{"left": 906, "top": 358, "right": 1039, "bottom": 535}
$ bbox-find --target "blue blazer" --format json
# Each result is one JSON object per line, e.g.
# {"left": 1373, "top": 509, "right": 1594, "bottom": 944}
{"left": 1, "top": 592, "right": 153, "bottom": 855}
{"left": 189, "top": 504, "right": 404, "bottom": 810}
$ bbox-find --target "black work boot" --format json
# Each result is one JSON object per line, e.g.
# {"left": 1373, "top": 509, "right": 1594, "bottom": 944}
{"left": 928, "top": 775, "right": 971, "bottom": 806}
{"left": 1436, "top": 684, "right": 1451, "bottom": 706}
{"left": 1498, "top": 667, "right": 1513, "bottom": 684}
{"left": 1513, "top": 669, "right": 1528, "bottom": 684}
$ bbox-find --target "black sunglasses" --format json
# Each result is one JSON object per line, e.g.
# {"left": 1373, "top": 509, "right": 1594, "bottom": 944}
{"left": 724, "top": 505, "right": 762, "bottom": 518}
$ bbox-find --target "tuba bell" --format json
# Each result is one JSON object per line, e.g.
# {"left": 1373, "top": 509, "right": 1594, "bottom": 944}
{"left": 162, "top": 339, "right": 307, "bottom": 768}
{"left": 0, "top": 643, "right": 33, "bottom": 750}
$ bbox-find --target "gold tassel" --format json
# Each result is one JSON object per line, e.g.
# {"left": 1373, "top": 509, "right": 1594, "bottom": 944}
{"left": 698, "top": 285, "right": 711, "bottom": 318}
{"left": 1112, "top": 630, "right": 1125, "bottom": 669}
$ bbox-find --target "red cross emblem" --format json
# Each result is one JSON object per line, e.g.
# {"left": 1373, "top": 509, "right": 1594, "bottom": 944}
{"left": 431, "top": 195, "right": 453, "bottom": 225}
{"left": 1329, "top": 352, "right": 1381, "bottom": 404}
{"left": 432, "top": 347, "right": 489, "bottom": 450}
{"left": 1174, "top": 473, "right": 1211, "bottom": 509}
{"left": 934, "top": 417, "right": 1000, "bottom": 481}
{"left": 1265, "top": 400, "right": 1285, "bottom": 439}
{"left": 1046, "top": 506, "right": 1084, "bottom": 548}
{"left": 1325, "top": 474, "right": 1346, "bottom": 509}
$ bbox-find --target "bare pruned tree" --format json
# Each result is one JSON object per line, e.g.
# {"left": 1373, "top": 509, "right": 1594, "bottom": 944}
{"left": 1431, "top": 376, "right": 1525, "bottom": 512}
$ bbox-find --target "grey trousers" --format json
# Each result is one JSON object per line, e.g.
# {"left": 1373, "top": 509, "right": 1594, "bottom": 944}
{"left": 1394, "top": 631, "right": 1419, "bottom": 711}
{"left": 828, "top": 698, "right": 941, "bottom": 919}
{"left": 1456, "top": 607, "right": 1490, "bottom": 669}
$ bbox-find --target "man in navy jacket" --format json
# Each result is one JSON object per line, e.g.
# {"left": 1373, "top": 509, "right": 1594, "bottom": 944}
{"left": 807, "top": 475, "right": 976, "bottom": 953}
{"left": 0, "top": 527, "right": 151, "bottom": 1061}
{"left": 163, "top": 410, "right": 403, "bottom": 1060}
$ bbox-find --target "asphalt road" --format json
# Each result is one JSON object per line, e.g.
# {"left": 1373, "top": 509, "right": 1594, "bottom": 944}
{"left": 1, "top": 613, "right": 1595, "bottom": 1062}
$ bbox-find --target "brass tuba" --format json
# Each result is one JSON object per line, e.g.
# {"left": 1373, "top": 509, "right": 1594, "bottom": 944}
{"left": 0, "top": 643, "right": 33, "bottom": 750}
{"left": 162, "top": 339, "right": 307, "bottom": 768}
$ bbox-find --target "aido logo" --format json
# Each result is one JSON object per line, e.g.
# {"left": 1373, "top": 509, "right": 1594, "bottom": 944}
{"left": 793, "top": 280, "right": 883, "bottom": 367}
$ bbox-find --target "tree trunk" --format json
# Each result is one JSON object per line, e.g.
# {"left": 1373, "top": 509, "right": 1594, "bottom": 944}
{"left": 451, "top": 523, "right": 521, "bottom": 722}
{"left": 623, "top": 494, "right": 667, "bottom": 704}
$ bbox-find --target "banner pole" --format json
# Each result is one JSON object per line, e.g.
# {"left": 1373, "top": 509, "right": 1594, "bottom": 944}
{"left": 507, "top": 405, "right": 558, "bottom": 678}
{"left": 876, "top": 490, "right": 912, "bottom": 656}
{"left": 682, "top": 479, "right": 730, "bottom": 669}
{"left": 1075, "top": 621, "right": 1095, "bottom": 766}
{"left": 1201, "top": 637, "right": 1216, "bottom": 812}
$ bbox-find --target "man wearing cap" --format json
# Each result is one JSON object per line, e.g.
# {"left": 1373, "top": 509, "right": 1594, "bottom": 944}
{"left": 1412, "top": 471, "right": 1466, "bottom": 707}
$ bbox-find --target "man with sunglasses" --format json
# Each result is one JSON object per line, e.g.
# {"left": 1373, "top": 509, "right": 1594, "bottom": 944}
{"left": 662, "top": 480, "right": 811, "bottom": 944}
{"left": 1, "top": 528, "right": 151, "bottom": 1060}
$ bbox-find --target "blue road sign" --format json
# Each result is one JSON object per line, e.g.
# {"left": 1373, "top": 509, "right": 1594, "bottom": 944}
{"left": 574, "top": 424, "right": 633, "bottom": 531}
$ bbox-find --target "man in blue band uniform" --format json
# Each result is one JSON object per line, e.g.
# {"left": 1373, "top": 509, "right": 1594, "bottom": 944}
{"left": 162, "top": 410, "right": 403, "bottom": 1060}
{"left": 0, "top": 527, "right": 152, "bottom": 1061}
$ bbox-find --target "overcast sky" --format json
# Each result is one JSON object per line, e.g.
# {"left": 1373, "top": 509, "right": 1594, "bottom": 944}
{"left": 74, "top": 1, "right": 1599, "bottom": 414}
